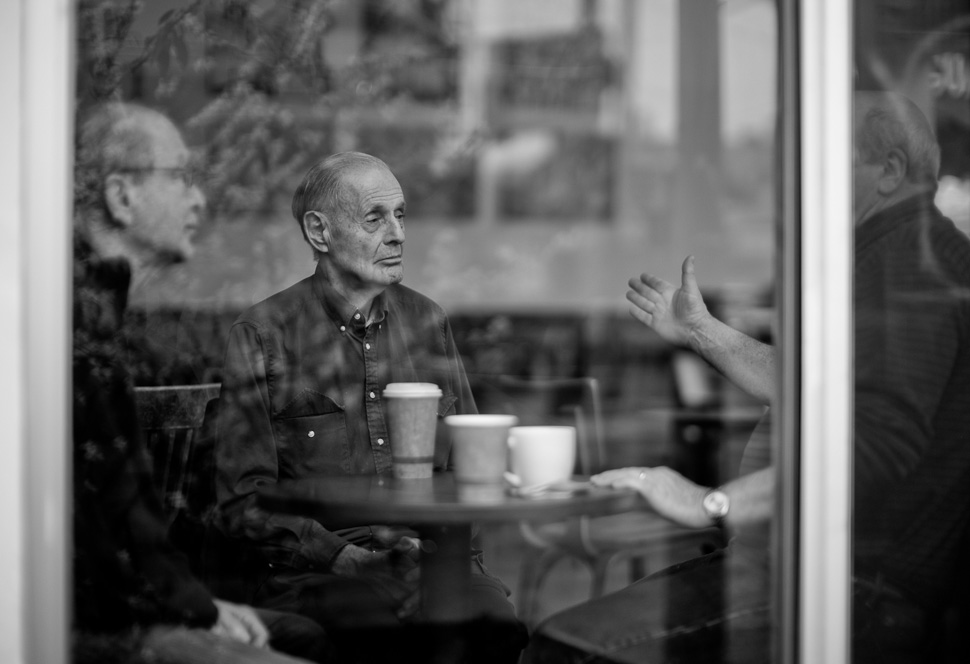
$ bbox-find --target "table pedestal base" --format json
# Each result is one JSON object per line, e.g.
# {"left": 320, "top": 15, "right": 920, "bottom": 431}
{"left": 419, "top": 523, "right": 472, "bottom": 622}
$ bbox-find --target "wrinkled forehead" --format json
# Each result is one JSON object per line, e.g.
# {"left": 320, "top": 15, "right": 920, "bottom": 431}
{"left": 335, "top": 163, "right": 403, "bottom": 210}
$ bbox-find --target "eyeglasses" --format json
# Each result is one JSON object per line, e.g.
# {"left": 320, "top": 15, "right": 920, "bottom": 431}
{"left": 119, "top": 165, "right": 207, "bottom": 188}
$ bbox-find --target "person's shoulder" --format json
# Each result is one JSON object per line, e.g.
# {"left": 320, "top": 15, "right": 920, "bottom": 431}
{"left": 234, "top": 274, "right": 318, "bottom": 328}
{"left": 927, "top": 208, "right": 970, "bottom": 268}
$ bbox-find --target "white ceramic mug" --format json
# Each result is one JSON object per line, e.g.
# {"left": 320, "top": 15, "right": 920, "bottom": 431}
{"left": 508, "top": 426, "right": 576, "bottom": 487}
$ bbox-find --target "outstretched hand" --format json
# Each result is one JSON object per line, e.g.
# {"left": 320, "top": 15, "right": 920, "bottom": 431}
{"left": 626, "top": 255, "right": 711, "bottom": 347}
{"left": 592, "top": 466, "right": 710, "bottom": 529}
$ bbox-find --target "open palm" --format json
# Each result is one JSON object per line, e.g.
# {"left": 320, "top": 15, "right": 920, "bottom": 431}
{"left": 626, "top": 255, "right": 710, "bottom": 347}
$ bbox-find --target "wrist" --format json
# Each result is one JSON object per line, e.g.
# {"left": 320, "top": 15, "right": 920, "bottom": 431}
{"left": 701, "top": 487, "right": 730, "bottom": 527}
{"left": 686, "top": 312, "right": 719, "bottom": 353}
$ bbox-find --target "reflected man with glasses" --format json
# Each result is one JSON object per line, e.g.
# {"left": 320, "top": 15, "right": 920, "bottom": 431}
{"left": 72, "top": 102, "right": 330, "bottom": 664}
{"left": 529, "top": 92, "right": 970, "bottom": 664}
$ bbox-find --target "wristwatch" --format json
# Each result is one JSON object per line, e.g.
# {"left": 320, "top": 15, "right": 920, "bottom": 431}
{"left": 702, "top": 488, "right": 730, "bottom": 527}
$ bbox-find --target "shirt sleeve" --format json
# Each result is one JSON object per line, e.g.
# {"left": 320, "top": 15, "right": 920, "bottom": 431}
{"left": 215, "top": 321, "right": 351, "bottom": 569}
{"left": 73, "top": 355, "right": 218, "bottom": 630}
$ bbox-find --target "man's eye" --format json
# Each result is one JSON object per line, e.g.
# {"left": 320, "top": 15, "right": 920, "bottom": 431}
{"left": 395, "top": 211, "right": 406, "bottom": 221}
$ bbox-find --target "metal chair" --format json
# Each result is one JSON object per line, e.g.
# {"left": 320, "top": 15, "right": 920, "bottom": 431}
{"left": 133, "top": 383, "right": 221, "bottom": 526}
{"left": 480, "top": 375, "right": 723, "bottom": 627}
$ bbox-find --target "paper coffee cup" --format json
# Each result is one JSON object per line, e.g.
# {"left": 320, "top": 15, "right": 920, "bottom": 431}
{"left": 445, "top": 414, "right": 518, "bottom": 487}
{"left": 384, "top": 382, "right": 442, "bottom": 479}
{"left": 509, "top": 426, "right": 576, "bottom": 487}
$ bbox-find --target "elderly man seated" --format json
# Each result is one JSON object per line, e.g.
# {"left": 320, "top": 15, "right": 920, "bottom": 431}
{"left": 205, "top": 152, "right": 528, "bottom": 663}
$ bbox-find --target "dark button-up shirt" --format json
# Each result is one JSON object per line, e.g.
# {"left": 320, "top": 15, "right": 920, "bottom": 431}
{"left": 215, "top": 264, "right": 477, "bottom": 569}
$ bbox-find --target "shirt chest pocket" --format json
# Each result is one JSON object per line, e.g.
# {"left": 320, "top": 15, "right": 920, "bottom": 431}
{"left": 274, "top": 394, "right": 350, "bottom": 477}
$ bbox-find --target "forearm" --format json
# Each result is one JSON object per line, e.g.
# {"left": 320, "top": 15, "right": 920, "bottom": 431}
{"left": 688, "top": 314, "right": 776, "bottom": 405}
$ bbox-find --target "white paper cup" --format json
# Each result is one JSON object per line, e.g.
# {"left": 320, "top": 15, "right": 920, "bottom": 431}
{"left": 445, "top": 414, "right": 519, "bottom": 486}
{"left": 509, "top": 426, "right": 576, "bottom": 487}
{"left": 384, "top": 383, "right": 442, "bottom": 479}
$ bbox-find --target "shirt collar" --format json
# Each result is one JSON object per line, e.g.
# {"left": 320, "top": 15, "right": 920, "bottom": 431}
{"left": 855, "top": 193, "right": 936, "bottom": 256}
{"left": 312, "top": 263, "right": 389, "bottom": 330}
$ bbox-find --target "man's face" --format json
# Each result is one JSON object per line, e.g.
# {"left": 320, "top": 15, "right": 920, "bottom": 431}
{"left": 324, "top": 165, "right": 406, "bottom": 295}
{"left": 125, "top": 119, "right": 206, "bottom": 262}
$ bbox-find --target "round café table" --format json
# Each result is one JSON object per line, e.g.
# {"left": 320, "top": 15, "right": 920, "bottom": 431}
{"left": 257, "top": 472, "right": 642, "bottom": 623}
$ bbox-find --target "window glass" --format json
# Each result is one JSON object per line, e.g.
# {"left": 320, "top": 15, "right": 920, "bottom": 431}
{"left": 70, "top": 1, "right": 783, "bottom": 662}
{"left": 851, "top": 2, "right": 970, "bottom": 662}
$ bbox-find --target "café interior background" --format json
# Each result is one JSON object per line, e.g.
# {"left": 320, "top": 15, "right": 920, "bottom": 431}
{"left": 80, "top": 0, "right": 778, "bottom": 316}
{"left": 76, "top": 0, "right": 970, "bottom": 494}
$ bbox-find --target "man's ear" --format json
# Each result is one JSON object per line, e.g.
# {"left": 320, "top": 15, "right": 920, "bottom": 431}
{"left": 877, "top": 148, "right": 908, "bottom": 195}
{"left": 103, "top": 173, "right": 136, "bottom": 227}
{"left": 302, "top": 210, "right": 331, "bottom": 255}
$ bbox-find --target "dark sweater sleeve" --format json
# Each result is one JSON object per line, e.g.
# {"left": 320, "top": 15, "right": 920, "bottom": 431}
{"left": 852, "top": 224, "right": 962, "bottom": 502}
{"left": 73, "top": 360, "right": 218, "bottom": 631}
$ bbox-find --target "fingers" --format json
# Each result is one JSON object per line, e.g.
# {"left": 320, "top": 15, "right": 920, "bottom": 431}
{"left": 396, "top": 588, "right": 421, "bottom": 621}
{"left": 372, "top": 526, "right": 420, "bottom": 547}
{"left": 628, "top": 274, "right": 667, "bottom": 300}
{"left": 626, "top": 287, "right": 655, "bottom": 311}
{"left": 591, "top": 467, "right": 648, "bottom": 486}
{"left": 681, "top": 255, "right": 699, "bottom": 292}
{"left": 231, "top": 606, "right": 269, "bottom": 648}
{"left": 629, "top": 306, "right": 652, "bottom": 327}
{"left": 211, "top": 600, "right": 253, "bottom": 645}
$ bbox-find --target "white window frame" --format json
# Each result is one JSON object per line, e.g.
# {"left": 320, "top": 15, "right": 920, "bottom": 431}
{"left": 5, "top": 1, "right": 74, "bottom": 663}
{"left": 794, "top": 0, "right": 854, "bottom": 663}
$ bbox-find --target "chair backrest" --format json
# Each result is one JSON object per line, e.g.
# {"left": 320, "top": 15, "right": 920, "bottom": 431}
{"left": 134, "top": 383, "right": 221, "bottom": 523}
{"left": 478, "top": 375, "right": 606, "bottom": 476}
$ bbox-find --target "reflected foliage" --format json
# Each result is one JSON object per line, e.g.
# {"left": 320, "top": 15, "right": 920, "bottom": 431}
{"left": 76, "top": 0, "right": 463, "bottom": 217}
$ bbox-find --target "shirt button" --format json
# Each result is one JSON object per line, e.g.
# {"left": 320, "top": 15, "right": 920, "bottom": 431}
{"left": 377, "top": 438, "right": 385, "bottom": 446}
{"left": 307, "top": 430, "right": 315, "bottom": 438}
{"left": 354, "top": 313, "right": 361, "bottom": 320}
{"left": 340, "top": 325, "right": 346, "bottom": 332}
{"left": 365, "top": 343, "right": 371, "bottom": 350}
{"left": 369, "top": 391, "right": 376, "bottom": 399}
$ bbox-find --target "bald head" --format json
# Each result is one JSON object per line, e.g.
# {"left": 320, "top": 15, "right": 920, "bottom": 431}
{"left": 854, "top": 92, "right": 940, "bottom": 188}
{"left": 76, "top": 103, "right": 181, "bottom": 210}
{"left": 75, "top": 102, "right": 205, "bottom": 265}
{"left": 852, "top": 92, "right": 941, "bottom": 224}
{"left": 292, "top": 152, "right": 394, "bottom": 257}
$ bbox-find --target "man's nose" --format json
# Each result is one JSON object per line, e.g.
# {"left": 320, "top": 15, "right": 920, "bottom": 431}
{"left": 385, "top": 216, "right": 405, "bottom": 243}
{"left": 189, "top": 183, "right": 207, "bottom": 209}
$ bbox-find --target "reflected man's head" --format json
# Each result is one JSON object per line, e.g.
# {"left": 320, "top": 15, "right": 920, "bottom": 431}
{"left": 292, "top": 152, "right": 406, "bottom": 300}
{"left": 75, "top": 102, "right": 206, "bottom": 263}
{"left": 852, "top": 91, "right": 940, "bottom": 224}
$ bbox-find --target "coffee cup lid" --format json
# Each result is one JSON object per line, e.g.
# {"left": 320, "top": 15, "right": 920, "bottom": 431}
{"left": 383, "top": 382, "right": 442, "bottom": 397}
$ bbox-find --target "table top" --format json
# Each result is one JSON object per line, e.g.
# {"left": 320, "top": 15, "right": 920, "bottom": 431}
{"left": 257, "top": 473, "right": 643, "bottom": 527}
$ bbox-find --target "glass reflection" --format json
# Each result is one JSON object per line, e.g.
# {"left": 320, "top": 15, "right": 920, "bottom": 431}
{"left": 852, "top": 2, "right": 970, "bottom": 662}
{"left": 72, "top": 1, "right": 781, "bottom": 662}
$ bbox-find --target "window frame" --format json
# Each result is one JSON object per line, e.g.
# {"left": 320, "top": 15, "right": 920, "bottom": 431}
{"left": 8, "top": 1, "right": 857, "bottom": 663}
